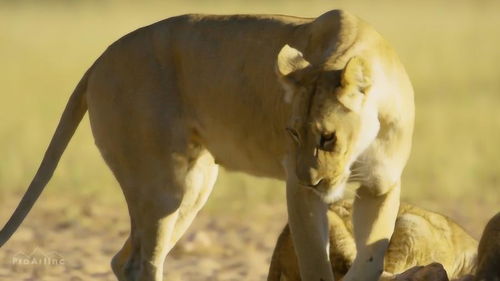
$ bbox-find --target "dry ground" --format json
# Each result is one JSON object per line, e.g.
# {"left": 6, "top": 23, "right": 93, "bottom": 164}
{"left": 0, "top": 193, "right": 287, "bottom": 281}
{"left": 0, "top": 191, "right": 491, "bottom": 281}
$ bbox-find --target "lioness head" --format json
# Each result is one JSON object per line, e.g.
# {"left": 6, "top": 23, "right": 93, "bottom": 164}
{"left": 276, "top": 45, "right": 379, "bottom": 201}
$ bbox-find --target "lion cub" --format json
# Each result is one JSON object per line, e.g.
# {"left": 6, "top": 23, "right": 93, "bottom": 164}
{"left": 268, "top": 200, "right": 478, "bottom": 281}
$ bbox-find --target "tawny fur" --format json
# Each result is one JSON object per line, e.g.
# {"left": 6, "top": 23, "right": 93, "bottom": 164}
{"left": 0, "top": 10, "right": 414, "bottom": 281}
{"left": 268, "top": 200, "right": 478, "bottom": 281}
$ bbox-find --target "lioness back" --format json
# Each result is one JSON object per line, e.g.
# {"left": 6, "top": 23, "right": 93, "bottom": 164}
{"left": 90, "top": 14, "right": 302, "bottom": 179}
{"left": 268, "top": 200, "right": 478, "bottom": 281}
{"left": 89, "top": 11, "right": 393, "bottom": 180}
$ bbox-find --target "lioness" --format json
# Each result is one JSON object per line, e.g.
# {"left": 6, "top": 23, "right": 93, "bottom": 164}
{"left": 268, "top": 200, "right": 478, "bottom": 281}
{"left": 0, "top": 10, "right": 414, "bottom": 281}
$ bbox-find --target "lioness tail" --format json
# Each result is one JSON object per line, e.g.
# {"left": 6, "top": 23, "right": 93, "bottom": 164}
{"left": 0, "top": 69, "right": 90, "bottom": 247}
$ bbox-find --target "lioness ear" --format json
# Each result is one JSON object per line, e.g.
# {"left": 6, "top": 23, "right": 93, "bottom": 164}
{"left": 338, "top": 57, "right": 371, "bottom": 112}
{"left": 275, "top": 44, "right": 311, "bottom": 103}
{"left": 341, "top": 56, "right": 371, "bottom": 92}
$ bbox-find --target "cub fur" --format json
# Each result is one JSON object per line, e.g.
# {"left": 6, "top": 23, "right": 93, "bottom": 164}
{"left": 268, "top": 200, "right": 478, "bottom": 281}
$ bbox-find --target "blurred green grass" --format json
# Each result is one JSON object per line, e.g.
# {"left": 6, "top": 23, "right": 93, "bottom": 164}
{"left": 0, "top": 0, "right": 498, "bottom": 232}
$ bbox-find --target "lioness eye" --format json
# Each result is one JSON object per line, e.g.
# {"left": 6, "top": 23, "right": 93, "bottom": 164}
{"left": 286, "top": 127, "right": 301, "bottom": 144}
{"left": 319, "top": 132, "right": 336, "bottom": 151}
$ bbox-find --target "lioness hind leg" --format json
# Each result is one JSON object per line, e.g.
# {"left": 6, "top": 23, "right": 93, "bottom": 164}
{"left": 102, "top": 146, "right": 217, "bottom": 281}
{"left": 90, "top": 119, "right": 213, "bottom": 281}
{"left": 85, "top": 43, "right": 209, "bottom": 280}
{"left": 167, "top": 150, "right": 219, "bottom": 249}
{"left": 106, "top": 153, "right": 217, "bottom": 281}
{"left": 112, "top": 233, "right": 144, "bottom": 281}
{"left": 105, "top": 160, "right": 185, "bottom": 281}
{"left": 132, "top": 150, "right": 218, "bottom": 281}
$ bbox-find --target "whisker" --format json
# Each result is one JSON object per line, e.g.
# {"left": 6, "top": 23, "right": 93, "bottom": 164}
{"left": 348, "top": 179, "right": 366, "bottom": 183}
{"left": 347, "top": 179, "right": 366, "bottom": 183}
{"left": 348, "top": 178, "right": 364, "bottom": 182}
{"left": 348, "top": 174, "right": 366, "bottom": 179}
{"left": 349, "top": 167, "right": 365, "bottom": 172}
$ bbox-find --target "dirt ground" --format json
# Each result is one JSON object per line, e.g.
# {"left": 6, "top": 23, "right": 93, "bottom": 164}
{"left": 1, "top": 192, "right": 492, "bottom": 281}
{"left": 0, "top": 193, "right": 287, "bottom": 281}
{"left": 2, "top": 187, "right": 498, "bottom": 281}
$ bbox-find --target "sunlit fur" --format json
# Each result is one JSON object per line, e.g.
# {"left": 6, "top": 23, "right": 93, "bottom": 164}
{"left": 0, "top": 9, "right": 414, "bottom": 281}
{"left": 278, "top": 53, "right": 380, "bottom": 203}
{"left": 275, "top": 10, "right": 414, "bottom": 281}
{"left": 268, "top": 200, "right": 479, "bottom": 281}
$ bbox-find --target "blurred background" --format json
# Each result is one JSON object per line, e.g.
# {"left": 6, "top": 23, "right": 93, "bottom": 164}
{"left": 0, "top": 0, "right": 499, "bottom": 280}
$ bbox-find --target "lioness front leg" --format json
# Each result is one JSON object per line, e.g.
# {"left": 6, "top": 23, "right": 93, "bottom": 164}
{"left": 286, "top": 178, "right": 335, "bottom": 281}
{"left": 343, "top": 182, "right": 401, "bottom": 281}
